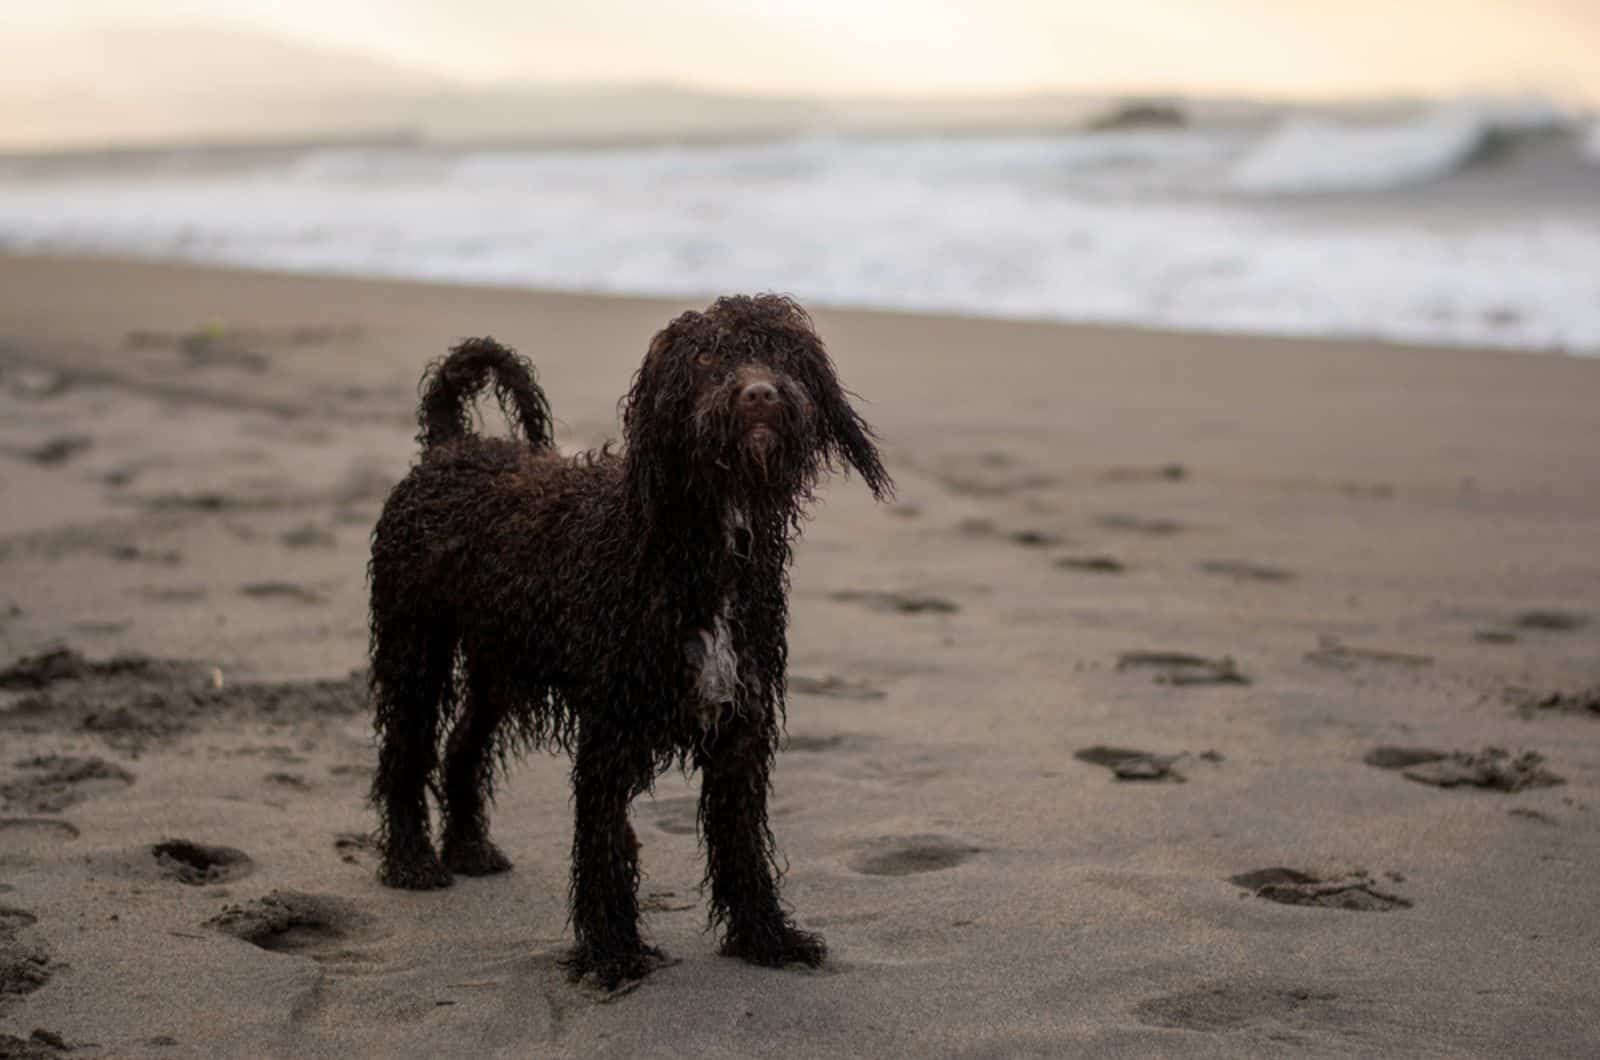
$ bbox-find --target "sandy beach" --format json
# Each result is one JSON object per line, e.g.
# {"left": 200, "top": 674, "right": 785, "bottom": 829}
{"left": 1, "top": 252, "right": 1597, "bottom": 1057}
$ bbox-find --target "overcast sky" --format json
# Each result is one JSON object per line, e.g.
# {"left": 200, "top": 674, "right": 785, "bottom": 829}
{"left": 5, "top": 0, "right": 1599, "bottom": 100}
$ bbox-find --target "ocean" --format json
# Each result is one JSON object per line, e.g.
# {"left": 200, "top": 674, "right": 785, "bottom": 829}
{"left": 2, "top": 98, "right": 1597, "bottom": 355}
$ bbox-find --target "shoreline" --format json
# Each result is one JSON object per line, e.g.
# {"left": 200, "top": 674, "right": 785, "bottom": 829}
{"left": 2, "top": 249, "right": 1593, "bottom": 363}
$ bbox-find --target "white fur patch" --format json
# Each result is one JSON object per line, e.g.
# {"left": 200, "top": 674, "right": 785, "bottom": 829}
{"left": 687, "top": 507, "right": 753, "bottom": 730}
{"left": 694, "top": 601, "right": 742, "bottom": 729}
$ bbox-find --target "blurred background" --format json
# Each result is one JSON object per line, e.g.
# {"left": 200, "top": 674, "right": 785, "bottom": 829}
{"left": 2, "top": 1, "right": 1597, "bottom": 353}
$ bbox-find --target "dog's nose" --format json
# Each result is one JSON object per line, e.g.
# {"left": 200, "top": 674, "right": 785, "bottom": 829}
{"left": 740, "top": 380, "right": 779, "bottom": 407}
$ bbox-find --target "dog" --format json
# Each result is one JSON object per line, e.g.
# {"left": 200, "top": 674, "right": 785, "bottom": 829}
{"left": 367, "top": 294, "right": 890, "bottom": 988}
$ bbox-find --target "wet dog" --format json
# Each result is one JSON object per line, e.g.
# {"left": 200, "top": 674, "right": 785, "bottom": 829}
{"left": 366, "top": 294, "right": 890, "bottom": 988}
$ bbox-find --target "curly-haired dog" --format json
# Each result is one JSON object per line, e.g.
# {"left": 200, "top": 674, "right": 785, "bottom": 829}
{"left": 368, "top": 294, "right": 890, "bottom": 988}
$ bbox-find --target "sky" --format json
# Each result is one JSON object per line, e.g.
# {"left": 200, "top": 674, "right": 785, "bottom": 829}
{"left": 5, "top": 0, "right": 1600, "bottom": 101}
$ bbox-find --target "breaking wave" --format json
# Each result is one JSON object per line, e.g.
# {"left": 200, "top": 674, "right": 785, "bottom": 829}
{"left": 1231, "top": 99, "right": 1572, "bottom": 194}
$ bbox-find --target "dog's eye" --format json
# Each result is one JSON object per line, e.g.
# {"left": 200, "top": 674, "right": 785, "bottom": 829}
{"left": 694, "top": 351, "right": 716, "bottom": 368}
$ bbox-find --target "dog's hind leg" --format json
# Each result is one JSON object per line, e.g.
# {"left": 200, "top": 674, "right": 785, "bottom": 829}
{"left": 698, "top": 713, "right": 827, "bottom": 968}
{"left": 370, "top": 617, "right": 458, "bottom": 890}
{"left": 440, "top": 658, "right": 515, "bottom": 876}
{"left": 564, "top": 721, "right": 660, "bottom": 989}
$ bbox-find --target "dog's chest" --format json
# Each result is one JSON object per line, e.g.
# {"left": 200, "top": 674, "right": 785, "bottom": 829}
{"left": 687, "top": 509, "right": 751, "bottom": 729}
{"left": 692, "top": 598, "right": 742, "bottom": 719}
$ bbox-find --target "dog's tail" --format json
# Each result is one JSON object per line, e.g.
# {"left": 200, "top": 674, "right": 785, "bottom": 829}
{"left": 416, "top": 337, "right": 554, "bottom": 450}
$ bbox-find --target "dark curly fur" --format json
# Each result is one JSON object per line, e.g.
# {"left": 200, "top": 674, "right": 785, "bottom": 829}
{"left": 367, "top": 295, "right": 890, "bottom": 989}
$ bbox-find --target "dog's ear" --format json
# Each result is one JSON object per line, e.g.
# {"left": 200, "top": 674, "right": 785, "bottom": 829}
{"left": 746, "top": 297, "right": 891, "bottom": 501}
{"left": 778, "top": 312, "right": 892, "bottom": 501}
{"left": 820, "top": 388, "right": 892, "bottom": 501}
{"left": 623, "top": 312, "right": 701, "bottom": 445}
{"left": 622, "top": 311, "right": 707, "bottom": 521}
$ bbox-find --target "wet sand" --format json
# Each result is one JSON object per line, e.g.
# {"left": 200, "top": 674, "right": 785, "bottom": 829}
{"left": 1, "top": 253, "right": 1598, "bottom": 1057}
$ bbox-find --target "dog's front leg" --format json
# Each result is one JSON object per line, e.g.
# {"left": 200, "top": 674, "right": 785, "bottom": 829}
{"left": 697, "top": 714, "right": 826, "bottom": 969}
{"left": 565, "top": 726, "right": 660, "bottom": 990}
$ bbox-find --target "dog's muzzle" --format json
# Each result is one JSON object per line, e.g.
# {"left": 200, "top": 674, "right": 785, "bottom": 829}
{"left": 739, "top": 379, "right": 782, "bottom": 457}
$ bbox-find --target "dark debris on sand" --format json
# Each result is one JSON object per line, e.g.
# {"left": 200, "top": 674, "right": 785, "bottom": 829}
{"left": 1365, "top": 746, "right": 1565, "bottom": 792}
{"left": 0, "top": 647, "right": 368, "bottom": 753}
{"left": 1116, "top": 652, "right": 1250, "bottom": 686}
{"left": 1230, "top": 868, "right": 1411, "bottom": 912}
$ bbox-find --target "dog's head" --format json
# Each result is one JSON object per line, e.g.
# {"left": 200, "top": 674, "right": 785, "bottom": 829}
{"left": 622, "top": 294, "right": 890, "bottom": 516}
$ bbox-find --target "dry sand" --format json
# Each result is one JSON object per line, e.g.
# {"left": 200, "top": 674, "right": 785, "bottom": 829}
{"left": 1, "top": 253, "right": 1597, "bottom": 1058}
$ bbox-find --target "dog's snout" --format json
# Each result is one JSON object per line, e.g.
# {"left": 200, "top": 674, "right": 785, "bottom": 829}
{"left": 740, "top": 380, "right": 779, "bottom": 407}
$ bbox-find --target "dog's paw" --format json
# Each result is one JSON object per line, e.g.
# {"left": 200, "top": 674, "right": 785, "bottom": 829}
{"left": 722, "top": 923, "right": 827, "bottom": 969}
{"left": 441, "top": 836, "right": 513, "bottom": 877}
{"left": 563, "top": 944, "right": 667, "bottom": 992}
{"left": 377, "top": 846, "right": 454, "bottom": 890}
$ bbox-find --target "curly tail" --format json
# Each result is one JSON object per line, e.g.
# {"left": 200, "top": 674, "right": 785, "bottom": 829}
{"left": 417, "top": 337, "right": 554, "bottom": 450}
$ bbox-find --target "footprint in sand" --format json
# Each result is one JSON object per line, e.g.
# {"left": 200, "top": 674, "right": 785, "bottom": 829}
{"left": 1514, "top": 610, "right": 1588, "bottom": 633}
{"left": 1364, "top": 746, "right": 1564, "bottom": 792}
{"left": 1304, "top": 638, "right": 1432, "bottom": 671}
{"left": 1074, "top": 746, "right": 1223, "bottom": 783}
{"left": 828, "top": 590, "right": 959, "bottom": 615}
{"left": 1007, "top": 529, "right": 1068, "bottom": 548}
{"left": 335, "top": 832, "right": 377, "bottom": 866}
{"left": 789, "top": 674, "right": 886, "bottom": 701}
{"left": 648, "top": 797, "right": 699, "bottom": 836}
{"left": 849, "top": 835, "right": 982, "bottom": 877}
{"left": 152, "top": 839, "right": 254, "bottom": 886}
{"left": 1512, "top": 686, "right": 1600, "bottom": 719}
{"left": 1, "top": 902, "right": 54, "bottom": 1002}
{"left": 1055, "top": 555, "right": 1126, "bottom": 574}
{"left": 1133, "top": 981, "right": 1344, "bottom": 1033}
{"left": 1099, "top": 464, "right": 1188, "bottom": 484}
{"left": 1197, "top": 560, "right": 1293, "bottom": 583}
{"left": 1116, "top": 652, "right": 1250, "bottom": 687}
{"left": 128, "top": 585, "right": 209, "bottom": 604}
{"left": 1, "top": 755, "right": 134, "bottom": 813}
{"left": 280, "top": 524, "right": 337, "bottom": 549}
{"left": 639, "top": 890, "right": 696, "bottom": 914}
{"left": 1096, "top": 513, "right": 1185, "bottom": 535}
{"left": 1229, "top": 868, "right": 1411, "bottom": 911}
{"left": 925, "top": 452, "right": 1058, "bottom": 498}
{"left": 959, "top": 520, "right": 1070, "bottom": 549}
{"left": 1, "top": 365, "right": 70, "bottom": 401}
{"left": 240, "top": 581, "right": 327, "bottom": 605}
{"left": 0, "top": 818, "right": 80, "bottom": 868}
{"left": 206, "top": 891, "right": 378, "bottom": 959}
{"left": 7, "top": 434, "right": 93, "bottom": 466}
{"left": 785, "top": 732, "right": 859, "bottom": 753}
{"left": 1508, "top": 807, "right": 1558, "bottom": 825}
